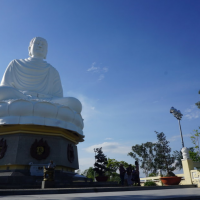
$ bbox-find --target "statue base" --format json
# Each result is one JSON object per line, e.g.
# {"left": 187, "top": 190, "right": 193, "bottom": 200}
{"left": 41, "top": 180, "right": 55, "bottom": 189}
{"left": 0, "top": 124, "right": 84, "bottom": 175}
{"left": 0, "top": 171, "right": 94, "bottom": 189}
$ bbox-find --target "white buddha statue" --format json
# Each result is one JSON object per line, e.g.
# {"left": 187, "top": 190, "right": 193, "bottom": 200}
{"left": 0, "top": 37, "right": 82, "bottom": 114}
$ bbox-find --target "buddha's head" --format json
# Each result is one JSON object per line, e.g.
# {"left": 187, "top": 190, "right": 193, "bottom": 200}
{"left": 28, "top": 37, "right": 48, "bottom": 59}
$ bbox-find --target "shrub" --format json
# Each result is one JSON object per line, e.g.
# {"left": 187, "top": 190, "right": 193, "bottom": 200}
{"left": 144, "top": 181, "right": 157, "bottom": 186}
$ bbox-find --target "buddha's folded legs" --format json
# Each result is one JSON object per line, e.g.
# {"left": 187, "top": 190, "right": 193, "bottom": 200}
{"left": 0, "top": 86, "right": 27, "bottom": 100}
{"left": 51, "top": 97, "right": 82, "bottom": 114}
{"left": 0, "top": 87, "right": 82, "bottom": 114}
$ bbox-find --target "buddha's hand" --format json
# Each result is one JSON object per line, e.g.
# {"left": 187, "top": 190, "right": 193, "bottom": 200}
{"left": 21, "top": 91, "right": 38, "bottom": 98}
{"left": 37, "top": 93, "right": 53, "bottom": 99}
{"left": 21, "top": 91, "right": 53, "bottom": 99}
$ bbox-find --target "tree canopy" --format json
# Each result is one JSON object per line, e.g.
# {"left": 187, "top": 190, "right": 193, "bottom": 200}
{"left": 82, "top": 167, "right": 96, "bottom": 180}
{"left": 128, "top": 131, "right": 178, "bottom": 176}
{"left": 154, "top": 131, "right": 176, "bottom": 175}
{"left": 106, "top": 158, "right": 133, "bottom": 173}
{"left": 93, "top": 147, "right": 109, "bottom": 176}
{"left": 128, "top": 141, "right": 157, "bottom": 176}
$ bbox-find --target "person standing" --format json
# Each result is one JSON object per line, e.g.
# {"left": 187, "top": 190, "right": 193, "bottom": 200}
{"left": 44, "top": 160, "right": 56, "bottom": 181}
{"left": 131, "top": 167, "right": 137, "bottom": 186}
{"left": 126, "top": 164, "right": 132, "bottom": 186}
{"left": 135, "top": 161, "right": 141, "bottom": 186}
{"left": 48, "top": 160, "right": 56, "bottom": 169}
{"left": 119, "top": 164, "right": 126, "bottom": 186}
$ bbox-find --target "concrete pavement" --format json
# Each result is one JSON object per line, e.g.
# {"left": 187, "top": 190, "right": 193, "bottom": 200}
{"left": 0, "top": 185, "right": 196, "bottom": 195}
{"left": 0, "top": 188, "right": 200, "bottom": 199}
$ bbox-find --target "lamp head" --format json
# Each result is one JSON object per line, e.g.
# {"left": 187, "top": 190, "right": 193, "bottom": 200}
{"left": 170, "top": 107, "right": 175, "bottom": 113}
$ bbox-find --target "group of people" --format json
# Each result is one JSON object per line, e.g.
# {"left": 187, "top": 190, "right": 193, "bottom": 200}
{"left": 119, "top": 161, "right": 140, "bottom": 186}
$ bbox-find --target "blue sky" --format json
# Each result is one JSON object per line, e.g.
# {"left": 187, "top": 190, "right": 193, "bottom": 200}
{"left": 1, "top": 0, "right": 200, "bottom": 176}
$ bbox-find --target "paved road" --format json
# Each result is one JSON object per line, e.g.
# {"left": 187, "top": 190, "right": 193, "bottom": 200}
{"left": 1, "top": 188, "right": 200, "bottom": 200}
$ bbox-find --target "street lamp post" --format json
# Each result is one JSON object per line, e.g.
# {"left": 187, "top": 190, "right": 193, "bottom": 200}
{"left": 170, "top": 107, "right": 184, "bottom": 148}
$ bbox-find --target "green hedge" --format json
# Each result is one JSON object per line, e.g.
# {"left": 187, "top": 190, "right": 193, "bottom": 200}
{"left": 144, "top": 181, "right": 157, "bottom": 186}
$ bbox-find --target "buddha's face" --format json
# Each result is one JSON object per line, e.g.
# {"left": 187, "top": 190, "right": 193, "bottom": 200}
{"left": 29, "top": 38, "right": 47, "bottom": 59}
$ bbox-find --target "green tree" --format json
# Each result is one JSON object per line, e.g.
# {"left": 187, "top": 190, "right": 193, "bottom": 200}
{"left": 195, "top": 92, "right": 200, "bottom": 109}
{"left": 106, "top": 158, "right": 133, "bottom": 182}
{"left": 187, "top": 128, "right": 200, "bottom": 162}
{"left": 128, "top": 132, "right": 182, "bottom": 177}
{"left": 82, "top": 167, "right": 96, "bottom": 181}
{"left": 128, "top": 142, "right": 157, "bottom": 176}
{"left": 109, "top": 172, "right": 120, "bottom": 182}
{"left": 106, "top": 158, "right": 132, "bottom": 172}
{"left": 188, "top": 147, "right": 200, "bottom": 162}
{"left": 93, "top": 147, "right": 109, "bottom": 177}
{"left": 154, "top": 131, "right": 176, "bottom": 176}
{"left": 106, "top": 158, "right": 120, "bottom": 173}
{"left": 190, "top": 129, "right": 200, "bottom": 155}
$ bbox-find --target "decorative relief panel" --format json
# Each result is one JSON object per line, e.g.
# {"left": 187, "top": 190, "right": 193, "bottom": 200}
{"left": 30, "top": 138, "right": 50, "bottom": 160}
{"left": 191, "top": 170, "right": 200, "bottom": 185}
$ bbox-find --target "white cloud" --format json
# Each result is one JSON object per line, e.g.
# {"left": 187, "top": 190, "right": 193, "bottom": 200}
{"left": 184, "top": 104, "right": 200, "bottom": 119}
{"left": 185, "top": 112, "right": 200, "bottom": 119}
{"left": 87, "top": 62, "right": 99, "bottom": 72}
{"left": 78, "top": 96, "right": 98, "bottom": 122}
{"left": 87, "top": 62, "right": 108, "bottom": 81}
{"left": 84, "top": 142, "right": 131, "bottom": 155}
{"left": 98, "top": 74, "right": 104, "bottom": 81}
{"left": 169, "top": 134, "right": 190, "bottom": 142}
{"left": 105, "top": 138, "right": 112, "bottom": 140}
{"left": 103, "top": 67, "right": 108, "bottom": 72}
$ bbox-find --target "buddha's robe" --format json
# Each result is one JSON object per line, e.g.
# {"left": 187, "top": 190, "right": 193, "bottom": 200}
{"left": 1, "top": 57, "right": 63, "bottom": 99}
{"left": 0, "top": 57, "right": 82, "bottom": 113}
